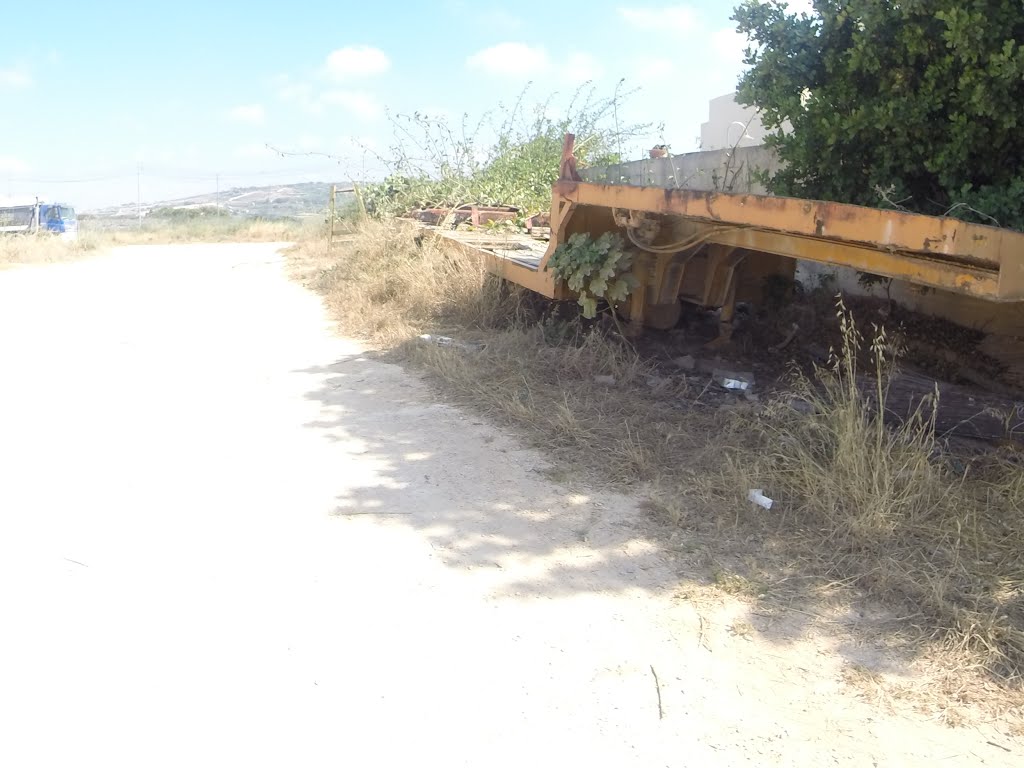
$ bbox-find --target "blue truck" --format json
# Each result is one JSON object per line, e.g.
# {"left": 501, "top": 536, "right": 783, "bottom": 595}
{"left": 0, "top": 199, "right": 79, "bottom": 240}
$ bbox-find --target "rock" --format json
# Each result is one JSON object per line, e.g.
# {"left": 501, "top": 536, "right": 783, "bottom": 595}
{"left": 806, "top": 343, "right": 829, "bottom": 362}
{"left": 673, "top": 355, "right": 696, "bottom": 371}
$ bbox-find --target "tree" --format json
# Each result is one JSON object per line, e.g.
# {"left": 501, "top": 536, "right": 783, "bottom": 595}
{"left": 733, "top": 0, "right": 1024, "bottom": 230}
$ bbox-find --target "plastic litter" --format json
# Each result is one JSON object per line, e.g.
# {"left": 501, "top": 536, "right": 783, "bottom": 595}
{"left": 721, "top": 378, "right": 751, "bottom": 391}
{"left": 418, "top": 334, "right": 483, "bottom": 352}
{"left": 747, "top": 489, "right": 774, "bottom": 510}
{"left": 712, "top": 368, "right": 755, "bottom": 391}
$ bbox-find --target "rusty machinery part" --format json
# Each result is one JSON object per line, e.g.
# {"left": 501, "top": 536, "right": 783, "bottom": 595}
{"left": 558, "top": 133, "right": 583, "bottom": 183}
{"left": 612, "top": 208, "right": 661, "bottom": 246}
{"left": 612, "top": 207, "right": 741, "bottom": 256}
{"left": 616, "top": 298, "right": 683, "bottom": 331}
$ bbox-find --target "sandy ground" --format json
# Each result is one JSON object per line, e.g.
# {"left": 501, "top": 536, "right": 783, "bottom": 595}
{"left": 0, "top": 243, "right": 1018, "bottom": 767}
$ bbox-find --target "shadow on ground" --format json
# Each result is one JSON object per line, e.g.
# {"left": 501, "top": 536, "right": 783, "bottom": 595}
{"left": 296, "top": 353, "right": 928, "bottom": 682}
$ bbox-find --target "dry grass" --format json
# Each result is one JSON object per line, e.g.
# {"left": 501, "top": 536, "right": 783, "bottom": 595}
{"left": 85, "top": 216, "right": 315, "bottom": 245}
{"left": 702, "top": 304, "right": 1024, "bottom": 685}
{"left": 1, "top": 218, "right": 315, "bottom": 268}
{"left": 0, "top": 234, "right": 101, "bottom": 266}
{"left": 293, "top": 219, "right": 525, "bottom": 344}
{"left": 289, "top": 218, "right": 1024, "bottom": 719}
{"left": 288, "top": 219, "right": 712, "bottom": 486}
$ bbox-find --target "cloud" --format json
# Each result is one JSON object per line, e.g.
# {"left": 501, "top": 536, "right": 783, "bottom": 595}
{"left": 618, "top": 5, "right": 697, "bottom": 32}
{"left": 466, "top": 42, "right": 549, "bottom": 77}
{"left": 227, "top": 104, "right": 266, "bottom": 123}
{"left": 324, "top": 46, "right": 391, "bottom": 80}
{"left": 319, "top": 90, "right": 383, "bottom": 120}
{"left": 563, "top": 52, "right": 604, "bottom": 84}
{"left": 0, "top": 155, "right": 29, "bottom": 174}
{"left": 0, "top": 65, "right": 32, "bottom": 89}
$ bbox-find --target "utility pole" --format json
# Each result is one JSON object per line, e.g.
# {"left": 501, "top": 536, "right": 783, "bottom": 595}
{"left": 329, "top": 184, "right": 337, "bottom": 252}
{"left": 136, "top": 162, "right": 143, "bottom": 229}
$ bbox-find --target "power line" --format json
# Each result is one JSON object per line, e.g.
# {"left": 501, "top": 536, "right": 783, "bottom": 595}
{"left": 7, "top": 173, "right": 136, "bottom": 184}
{"left": 10, "top": 167, "right": 354, "bottom": 185}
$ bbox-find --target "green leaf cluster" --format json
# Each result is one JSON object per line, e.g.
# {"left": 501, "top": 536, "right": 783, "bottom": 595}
{"left": 547, "top": 233, "right": 637, "bottom": 318}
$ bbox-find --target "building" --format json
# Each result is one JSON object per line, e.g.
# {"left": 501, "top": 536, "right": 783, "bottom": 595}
{"left": 699, "top": 93, "right": 776, "bottom": 150}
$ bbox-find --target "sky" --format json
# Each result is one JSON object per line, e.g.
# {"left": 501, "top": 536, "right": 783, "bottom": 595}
{"left": 0, "top": 1, "right": 812, "bottom": 210}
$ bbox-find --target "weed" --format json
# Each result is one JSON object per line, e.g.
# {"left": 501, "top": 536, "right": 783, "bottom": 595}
{"left": 360, "top": 84, "right": 651, "bottom": 220}
{"left": 706, "top": 300, "right": 1024, "bottom": 682}
{"left": 0, "top": 234, "right": 99, "bottom": 266}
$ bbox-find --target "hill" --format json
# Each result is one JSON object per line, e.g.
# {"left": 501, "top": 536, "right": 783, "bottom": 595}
{"left": 85, "top": 181, "right": 355, "bottom": 223}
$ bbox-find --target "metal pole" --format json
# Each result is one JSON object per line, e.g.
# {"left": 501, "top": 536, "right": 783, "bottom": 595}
{"left": 137, "top": 163, "right": 142, "bottom": 229}
{"left": 353, "top": 181, "right": 367, "bottom": 221}
{"left": 329, "top": 184, "right": 337, "bottom": 252}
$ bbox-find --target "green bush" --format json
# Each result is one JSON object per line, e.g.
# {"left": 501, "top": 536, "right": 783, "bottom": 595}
{"left": 361, "top": 84, "right": 649, "bottom": 220}
{"left": 734, "top": 0, "right": 1024, "bottom": 229}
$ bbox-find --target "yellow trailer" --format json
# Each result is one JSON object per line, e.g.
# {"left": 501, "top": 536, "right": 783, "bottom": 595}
{"left": 435, "top": 134, "right": 1024, "bottom": 341}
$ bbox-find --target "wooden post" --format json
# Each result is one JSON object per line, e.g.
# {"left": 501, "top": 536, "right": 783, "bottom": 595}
{"left": 329, "top": 184, "right": 337, "bottom": 252}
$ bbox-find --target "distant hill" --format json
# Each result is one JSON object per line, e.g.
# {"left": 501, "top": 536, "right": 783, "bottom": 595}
{"left": 85, "top": 181, "right": 356, "bottom": 222}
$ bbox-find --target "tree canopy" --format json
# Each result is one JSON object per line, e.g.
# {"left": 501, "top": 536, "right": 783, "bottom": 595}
{"left": 733, "top": 0, "right": 1024, "bottom": 229}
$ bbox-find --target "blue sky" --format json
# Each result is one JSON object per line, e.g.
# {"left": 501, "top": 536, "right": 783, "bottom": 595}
{"left": 0, "top": 1, "right": 810, "bottom": 209}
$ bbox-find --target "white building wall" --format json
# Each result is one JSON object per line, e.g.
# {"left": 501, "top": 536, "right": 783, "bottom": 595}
{"left": 699, "top": 93, "right": 776, "bottom": 150}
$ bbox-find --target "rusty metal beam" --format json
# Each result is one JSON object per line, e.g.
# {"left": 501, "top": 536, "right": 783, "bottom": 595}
{"left": 553, "top": 181, "right": 1014, "bottom": 268}
{"left": 708, "top": 228, "right": 1003, "bottom": 300}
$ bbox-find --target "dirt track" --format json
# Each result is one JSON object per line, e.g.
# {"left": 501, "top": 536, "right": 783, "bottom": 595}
{"left": 0, "top": 244, "right": 1017, "bottom": 766}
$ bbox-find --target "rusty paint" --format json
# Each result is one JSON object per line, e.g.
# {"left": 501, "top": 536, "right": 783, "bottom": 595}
{"left": 557, "top": 182, "right": 1015, "bottom": 271}
{"left": 709, "top": 228, "right": 1007, "bottom": 300}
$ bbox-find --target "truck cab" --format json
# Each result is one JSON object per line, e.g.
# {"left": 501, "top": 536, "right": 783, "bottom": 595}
{"left": 38, "top": 203, "right": 78, "bottom": 241}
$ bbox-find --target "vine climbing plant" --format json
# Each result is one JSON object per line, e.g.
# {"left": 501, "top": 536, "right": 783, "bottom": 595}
{"left": 546, "top": 233, "right": 637, "bottom": 318}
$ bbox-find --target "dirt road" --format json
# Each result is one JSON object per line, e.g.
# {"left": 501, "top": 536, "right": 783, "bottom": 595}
{"left": 0, "top": 244, "right": 1017, "bottom": 766}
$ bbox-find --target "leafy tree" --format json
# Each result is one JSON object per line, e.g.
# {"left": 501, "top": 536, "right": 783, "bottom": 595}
{"left": 733, "top": 0, "right": 1024, "bottom": 229}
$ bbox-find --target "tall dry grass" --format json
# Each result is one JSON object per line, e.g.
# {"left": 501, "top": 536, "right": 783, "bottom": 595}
{"left": 85, "top": 216, "right": 315, "bottom": 245}
{"left": 705, "top": 302, "right": 1024, "bottom": 683}
{"left": 297, "top": 219, "right": 524, "bottom": 344}
{"left": 0, "top": 234, "right": 100, "bottom": 266}
{"left": 1, "top": 217, "right": 315, "bottom": 267}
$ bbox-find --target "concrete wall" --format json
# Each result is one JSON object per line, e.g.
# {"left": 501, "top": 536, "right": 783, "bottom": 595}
{"left": 580, "top": 145, "right": 782, "bottom": 194}
{"left": 795, "top": 263, "right": 1024, "bottom": 336}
